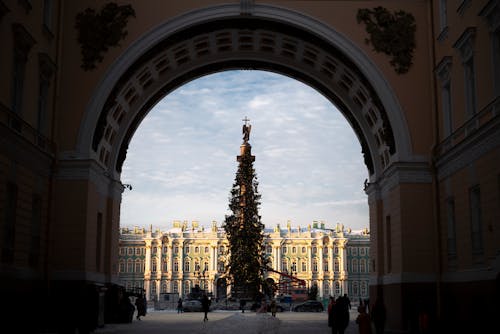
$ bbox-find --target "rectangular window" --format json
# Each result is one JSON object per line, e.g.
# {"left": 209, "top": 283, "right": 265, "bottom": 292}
{"left": 96, "top": 212, "right": 103, "bottom": 271}
{"left": 464, "top": 56, "right": 477, "bottom": 117}
{"left": 442, "top": 81, "right": 453, "bottom": 136}
{"left": 439, "top": 0, "right": 448, "bottom": 31}
{"left": 43, "top": 0, "right": 53, "bottom": 31}
{"left": 386, "top": 215, "right": 392, "bottom": 273}
{"left": 29, "top": 194, "right": 42, "bottom": 267}
{"left": 37, "top": 76, "right": 49, "bottom": 137}
{"left": 469, "top": 185, "right": 483, "bottom": 254}
{"left": 493, "top": 29, "right": 500, "bottom": 96}
{"left": 2, "top": 182, "right": 17, "bottom": 264}
{"left": 446, "top": 197, "right": 457, "bottom": 259}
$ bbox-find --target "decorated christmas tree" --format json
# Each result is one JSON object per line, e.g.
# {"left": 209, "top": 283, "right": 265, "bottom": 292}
{"left": 223, "top": 118, "right": 266, "bottom": 299}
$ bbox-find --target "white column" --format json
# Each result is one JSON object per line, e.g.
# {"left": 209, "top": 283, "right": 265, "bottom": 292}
{"left": 319, "top": 246, "right": 324, "bottom": 275}
{"left": 212, "top": 245, "right": 217, "bottom": 272}
{"left": 307, "top": 246, "right": 312, "bottom": 272}
{"left": 277, "top": 246, "right": 282, "bottom": 271}
{"left": 144, "top": 240, "right": 152, "bottom": 297}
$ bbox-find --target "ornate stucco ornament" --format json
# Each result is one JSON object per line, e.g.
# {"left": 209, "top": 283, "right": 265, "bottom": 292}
{"left": 357, "top": 6, "right": 416, "bottom": 74}
{"left": 75, "top": 2, "right": 135, "bottom": 71}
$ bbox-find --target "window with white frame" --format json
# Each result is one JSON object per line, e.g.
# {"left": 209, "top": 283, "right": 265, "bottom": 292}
{"left": 135, "top": 259, "right": 141, "bottom": 273}
{"left": 323, "top": 260, "right": 328, "bottom": 272}
{"left": 334, "top": 258, "right": 340, "bottom": 272}
{"left": 301, "top": 261, "right": 306, "bottom": 272}
{"left": 361, "top": 281, "right": 368, "bottom": 297}
{"left": 453, "top": 28, "right": 477, "bottom": 118}
{"left": 302, "top": 246, "right": 306, "bottom": 253}
{"left": 360, "top": 259, "right": 366, "bottom": 273}
{"left": 353, "top": 281, "right": 359, "bottom": 296}
{"left": 313, "top": 261, "right": 318, "bottom": 272}
{"left": 174, "top": 261, "right": 179, "bottom": 272}
{"left": 128, "top": 247, "right": 133, "bottom": 255}
{"left": 469, "top": 185, "right": 483, "bottom": 254}
{"left": 184, "top": 281, "right": 190, "bottom": 295}
{"left": 353, "top": 259, "right": 358, "bottom": 273}
{"left": 184, "top": 261, "right": 190, "bottom": 272}
{"left": 335, "top": 281, "right": 340, "bottom": 295}
{"left": 127, "top": 259, "right": 133, "bottom": 272}
{"left": 205, "top": 246, "right": 209, "bottom": 253}
{"left": 173, "top": 281, "right": 179, "bottom": 293}
{"left": 119, "top": 261, "right": 125, "bottom": 273}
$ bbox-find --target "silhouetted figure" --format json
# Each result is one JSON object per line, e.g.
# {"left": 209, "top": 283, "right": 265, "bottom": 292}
{"left": 356, "top": 305, "right": 372, "bottom": 334}
{"left": 177, "top": 298, "right": 183, "bottom": 313}
{"left": 201, "top": 294, "right": 210, "bottom": 322}
{"left": 328, "top": 296, "right": 338, "bottom": 334}
{"left": 336, "top": 295, "right": 350, "bottom": 334}
{"left": 240, "top": 299, "right": 247, "bottom": 313}
{"left": 135, "top": 294, "right": 147, "bottom": 320}
{"left": 371, "top": 297, "right": 386, "bottom": 334}
{"left": 119, "top": 294, "right": 135, "bottom": 323}
{"left": 344, "top": 293, "right": 352, "bottom": 310}
{"left": 270, "top": 299, "right": 277, "bottom": 317}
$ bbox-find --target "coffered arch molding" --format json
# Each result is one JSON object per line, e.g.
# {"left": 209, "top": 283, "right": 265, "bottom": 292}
{"left": 77, "top": 4, "right": 413, "bottom": 181}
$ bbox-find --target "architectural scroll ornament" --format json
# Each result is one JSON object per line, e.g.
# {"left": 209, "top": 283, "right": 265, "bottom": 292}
{"left": 75, "top": 2, "right": 135, "bottom": 71}
{"left": 357, "top": 7, "right": 416, "bottom": 74}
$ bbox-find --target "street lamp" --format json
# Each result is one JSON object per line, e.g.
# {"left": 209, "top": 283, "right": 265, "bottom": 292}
{"left": 196, "top": 269, "right": 208, "bottom": 293}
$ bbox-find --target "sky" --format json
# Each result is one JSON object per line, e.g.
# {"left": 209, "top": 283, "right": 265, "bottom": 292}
{"left": 120, "top": 70, "right": 369, "bottom": 232}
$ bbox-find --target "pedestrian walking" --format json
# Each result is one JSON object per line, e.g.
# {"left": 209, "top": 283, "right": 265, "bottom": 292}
{"left": 240, "top": 299, "right": 247, "bottom": 313}
{"left": 201, "top": 294, "right": 210, "bottom": 322}
{"left": 135, "top": 294, "right": 147, "bottom": 320}
{"left": 270, "top": 299, "right": 277, "bottom": 317}
{"left": 328, "top": 296, "right": 338, "bottom": 334}
{"left": 177, "top": 298, "right": 183, "bottom": 313}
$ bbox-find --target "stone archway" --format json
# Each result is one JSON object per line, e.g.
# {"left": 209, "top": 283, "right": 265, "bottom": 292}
{"left": 66, "top": 3, "right": 429, "bottom": 332}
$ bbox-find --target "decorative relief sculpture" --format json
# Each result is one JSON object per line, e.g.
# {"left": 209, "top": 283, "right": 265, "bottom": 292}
{"left": 357, "top": 7, "right": 416, "bottom": 74}
{"left": 75, "top": 2, "right": 135, "bottom": 71}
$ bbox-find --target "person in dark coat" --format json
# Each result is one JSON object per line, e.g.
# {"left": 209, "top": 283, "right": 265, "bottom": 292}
{"left": 371, "top": 297, "right": 386, "bottom": 334}
{"left": 336, "top": 295, "right": 350, "bottom": 334}
{"left": 177, "top": 298, "right": 183, "bottom": 313}
{"left": 328, "top": 296, "right": 338, "bottom": 334}
{"left": 135, "top": 294, "right": 147, "bottom": 320}
{"left": 201, "top": 294, "right": 211, "bottom": 322}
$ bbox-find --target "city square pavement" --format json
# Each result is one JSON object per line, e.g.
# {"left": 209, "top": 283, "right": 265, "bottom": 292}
{"left": 94, "top": 309, "right": 359, "bottom": 334}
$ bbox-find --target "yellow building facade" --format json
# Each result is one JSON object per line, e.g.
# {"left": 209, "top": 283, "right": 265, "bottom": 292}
{"left": 118, "top": 221, "right": 371, "bottom": 303}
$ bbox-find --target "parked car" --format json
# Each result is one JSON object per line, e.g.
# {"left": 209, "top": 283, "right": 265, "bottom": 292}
{"left": 182, "top": 299, "right": 203, "bottom": 312}
{"left": 292, "top": 300, "right": 324, "bottom": 312}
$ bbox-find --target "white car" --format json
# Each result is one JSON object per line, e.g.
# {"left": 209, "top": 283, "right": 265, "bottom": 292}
{"left": 182, "top": 299, "right": 204, "bottom": 312}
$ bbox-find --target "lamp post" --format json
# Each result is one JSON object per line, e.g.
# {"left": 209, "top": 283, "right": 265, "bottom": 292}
{"left": 196, "top": 269, "right": 207, "bottom": 293}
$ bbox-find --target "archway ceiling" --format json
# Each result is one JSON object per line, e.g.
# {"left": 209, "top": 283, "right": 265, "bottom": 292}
{"left": 91, "top": 18, "right": 396, "bottom": 178}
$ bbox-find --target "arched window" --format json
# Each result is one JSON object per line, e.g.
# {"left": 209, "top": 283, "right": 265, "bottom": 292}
{"left": 312, "top": 246, "right": 317, "bottom": 254}
{"left": 323, "top": 282, "right": 329, "bottom": 297}
{"left": 353, "top": 259, "right": 358, "bottom": 273}
{"left": 184, "top": 261, "right": 190, "bottom": 272}
{"left": 119, "top": 261, "right": 125, "bottom": 273}
{"left": 205, "top": 246, "right": 209, "bottom": 253}
{"left": 301, "top": 261, "right": 306, "bottom": 272}
{"left": 302, "top": 247, "right": 306, "bottom": 253}
{"left": 184, "top": 281, "right": 190, "bottom": 295}
{"left": 335, "top": 281, "right": 340, "bottom": 295}
{"left": 195, "top": 246, "right": 199, "bottom": 253}
{"left": 266, "top": 245, "right": 272, "bottom": 253}
{"left": 127, "top": 259, "right": 133, "bottom": 272}
{"left": 173, "top": 281, "right": 179, "bottom": 293}
{"left": 195, "top": 262, "right": 200, "bottom": 272}
{"left": 282, "top": 246, "right": 287, "bottom": 254}
{"left": 353, "top": 281, "right": 359, "bottom": 296}
{"left": 334, "top": 258, "right": 340, "bottom": 272}
{"left": 334, "top": 246, "right": 339, "bottom": 254}
{"left": 162, "top": 260, "right": 167, "bottom": 271}
{"left": 161, "top": 282, "right": 167, "bottom": 293}
{"left": 218, "top": 261, "right": 224, "bottom": 272}
{"left": 185, "top": 246, "right": 190, "bottom": 254}
{"left": 152, "top": 259, "right": 157, "bottom": 272}
{"left": 204, "top": 262, "right": 209, "bottom": 271}
{"left": 292, "top": 247, "right": 296, "bottom": 253}
{"left": 282, "top": 260, "right": 288, "bottom": 272}
{"left": 361, "top": 281, "right": 367, "bottom": 297}
{"left": 360, "top": 259, "right": 366, "bottom": 273}
{"left": 313, "top": 261, "right": 318, "bottom": 272}
{"left": 174, "top": 246, "right": 178, "bottom": 254}
{"left": 323, "top": 260, "right": 329, "bottom": 272}
{"left": 174, "top": 261, "right": 179, "bottom": 272}
{"left": 291, "top": 261, "right": 297, "bottom": 272}
{"left": 135, "top": 259, "right": 141, "bottom": 273}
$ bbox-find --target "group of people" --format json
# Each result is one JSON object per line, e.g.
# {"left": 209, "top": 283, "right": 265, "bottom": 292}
{"left": 328, "top": 294, "right": 386, "bottom": 334}
{"left": 328, "top": 294, "right": 352, "bottom": 334}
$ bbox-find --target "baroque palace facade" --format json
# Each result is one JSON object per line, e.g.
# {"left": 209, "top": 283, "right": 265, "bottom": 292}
{"left": 118, "top": 221, "right": 371, "bottom": 302}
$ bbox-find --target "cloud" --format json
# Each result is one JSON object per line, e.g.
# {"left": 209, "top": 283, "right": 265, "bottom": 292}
{"left": 120, "top": 70, "right": 369, "bottom": 231}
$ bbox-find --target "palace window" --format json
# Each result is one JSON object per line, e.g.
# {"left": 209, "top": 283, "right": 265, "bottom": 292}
{"left": 301, "top": 262, "right": 306, "bottom": 272}
{"left": 174, "top": 246, "right": 178, "bottom": 254}
{"left": 205, "top": 246, "right": 209, "bottom": 253}
{"left": 195, "top": 246, "right": 199, "bottom": 253}
{"left": 313, "top": 261, "right": 318, "bottom": 272}
{"left": 219, "top": 246, "right": 225, "bottom": 253}
{"left": 469, "top": 185, "right": 483, "bottom": 254}
{"left": 323, "top": 283, "right": 330, "bottom": 297}
{"left": 292, "top": 247, "right": 296, "bottom": 254}
{"left": 361, "top": 281, "right": 368, "bottom": 297}
{"left": 161, "top": 282, "right": 167, "bottom": 293}
{"left": 335, "top": 281, "right": 340, "bottom": 295}
{"left": 312, "top": 246, "right": 317, "bottom": 254}
{"left": 453, "top": 28, "right": 477, "bottom": 117}
{"left": 119, "top": 261, "right": 125, "bottom": 273}
{"left": 323, "top": 260, "right": 329, "bottom": 272}
{"left": 266, "top": 245, "right": 272, "bottom": 253}
{"left": 184, "top": 281, "right": 190, "bottom": 295}
{"left": 218, "top": 262, "right": 225, "bottom": 272}
{"left": 446, "top": 197, "right": 457, "bottom": 259}
{"left": 163, "top": 246, "right": 168, "bottom": 253}
{"left": 120, "top": 247, "right": 125, "bottom": 255}
{"left": 128, "top": 248, "right": 133, "bottom": 255}
{"left": 204, "top": 262, "right": 209, "bottom": 271}
{"left": 174, "top": 261, "right": 179, "bottom": 272}
{"left": 334, "top": 246, "right": 339, "bottom": 254}
{"left": 152, "top": 260, "right": 157, "bottom": 272}
{"left": 302, "top": 247, "right": 306, "bottom": 253}
{"left": 184, "top": 261, "right": 190, "bottom": 272}
{"left": 127, "top": 259, "right": 133, "bottom": 273}
{"left": 185, "top": 246, "right": 190, "bottom": 254}
{"left": 282, "top": 246, "right": 287, "bottom": 254}
{"left": 360, "top": 259, "right": 366, "bottom": 273}
{"left": 353, "top": 281, "right": 359, "bottom": 296}
{"left": 282, "top": 260, "right": 288, "bottom": 272}
{"left": 162, "top": 260, "right": 168, "bottom": 271}
{"left": 291, "top": 261, "right": 297, "bottom": 272}
{"left": 135, "top": 247, "right": 141, "bottom": 255}
{"left": 334, "top": 259, "right": 340, "bottom": 272}
{"left": 173, "top": 281, "right": 179, "bottom": 293}
{"left": 135, "top": 259, "right": 141, "bottom": 273}
{"left": 152, "top": 247, "right": 157, "bottom": 254}
{"left": 360, "top": 247, "right": 366, "bottom": 256}
{"left": 195, "top": 262, "right": 200, "bottom": 272}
